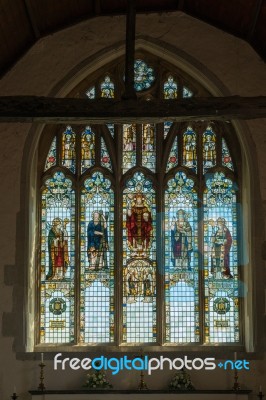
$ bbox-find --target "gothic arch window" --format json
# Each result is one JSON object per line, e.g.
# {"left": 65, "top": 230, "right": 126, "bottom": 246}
{"left": 38, "top": 53, "right": 242, "bottom": 347}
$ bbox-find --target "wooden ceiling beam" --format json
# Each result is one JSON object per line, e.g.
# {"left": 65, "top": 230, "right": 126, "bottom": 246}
{"left": 23, "top": 0, "right": 40, "bottom": 39}
{"left": 0, "top": 96, "right": 266, "bottom": 124}
{"left": 247, "top": 0, "right": 263, "bottom": 42}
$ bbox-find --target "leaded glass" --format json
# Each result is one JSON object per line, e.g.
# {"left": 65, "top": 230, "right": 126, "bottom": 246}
{"left": 122, "top": 124, "right": 136, "bottom": 173}
{"left": 80, "top": 172, "right": 114, "bottom": 343}
{"left": 134, "top": 59, "right": 155, "bottom": 91}
{"left": 86, "top": 86, "right": 96, "bottom": 99}
{"left": 142, "top": 123, "right": 156, "bottom": 172}
{"left": 62, "top": 126, "right": 76, "bottom": 173}
{"left": 81, "top": 126, "right": 95, "bottom": 174}
{"left": 44, "top": 137, "right": 56, "bottom": 171}
{"left": 40, "top": 171, "right": 75, "bottom": 343}
{"left": 165, "top": 172, "right": 199, "bottom": 343}
{"left": 164, "top": 121, "right": 172, "bottom": 138}
{"left": 107, "top": 124, "right": 115, "bottom": 138}
{"left": 183, "top": 87, "right": 193, "bottom": 98}
{"left": 183, "top": 126, "right": 197, "bottom": 172}
{"left": 164, "top": 76, "right": 178, "bottom": 99}
{"left": 166, "top": 137, "right": 178, "bottom": 171}
{"left": 204, "top": 172, "right": 239, "bottom": 343}
{"left": 222, "top": 139, "right": 234, "bottom": 171}
{"left": 123, "top": 172, "right": 156, "bottom": 343}
{"left": 101, "top": 138, "right": 112, "bottom": 172}
{"left": 203, "top": 126, "right": 216, "bottom": 173}
{"left": 100, "top": 76, "right": 115, "bottom": 98}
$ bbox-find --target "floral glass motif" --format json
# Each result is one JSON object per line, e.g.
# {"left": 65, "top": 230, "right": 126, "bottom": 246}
{"left": 40, "top": 171, "right": 75, "bottom": 343}
{"left": 81, "top": 126, "right": 95, "bottom": 174}
{"left": 122, "top": 124, "right": 136, "bottom": 173}
{"left": 100, "top": 76, "right": 115, "bottom": 98}
{"left": 165, "top": 172, "right": 199, "bottom": 343}
{"left": 101, "top": 138, "right": 112, "bottom": 172}
{"left": 203, "top": 126, "right": 216, "bottom": 173}
{"left": 62, "top": 126, "right": 76, "bottom": 173}
{"left": 164, "top": 121, "right": 173, "bottom": 139}
{"left": 80, "top": 172, "right": 114, "bottom": 343}
{"left": 183, "top": 87, "right": 193, "bottom": 98}
{"left": 166, "top": 137, "right": 178, "bottom": 172}
{"left": 106, "top": 124, "right": 115, "bottom": 138}
{"left": 123, "top": 172, "right": 156, "bottom": 343}
{"left": 142, "top": 124, "right": 156, "bottom": 172}
{"left": 44, "top": 137, "right": 57, "bottom": 171}
{"left": 203, "top": 172, "right": 239, "bottom": 343}
{"left": 86, "top": 86, "right": 96, "bottom": 99}
{"left": 164, "top": 76, "right": 178, "bottom": 99}
{"left": 183, "top": 126, "right": 197, "bottom": 172}
{"left": 134, "top": 59, "right": 155, "bottom": 91}
{"left": 222, "top": 139, "right": 234, "bottom": 171}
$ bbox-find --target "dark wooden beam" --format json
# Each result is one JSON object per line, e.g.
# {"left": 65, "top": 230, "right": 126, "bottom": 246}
{"left": 123, "top": 0, "right": 137, "bottom": 100}
{"left": 1, "top": 96, "right": 266, "bottom": 124}
{"left": 247, "top": 0, "right": 263, "bottom": 42}
{"left": 23, "top": 0, "right": 40, "bottom": 39}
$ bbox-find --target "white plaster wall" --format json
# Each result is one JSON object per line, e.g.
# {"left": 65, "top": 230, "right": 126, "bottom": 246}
{"left": 0, "top": 11, "right": 265, "bottom": 400}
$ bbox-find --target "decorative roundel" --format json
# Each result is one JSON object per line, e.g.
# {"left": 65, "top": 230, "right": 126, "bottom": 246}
{"left": 133, "top": 59, "right": 155, "bottom": 92}
{"left": 49, "top": 298, "right": 67, "bottom": 315}
{"left": 213, "top": 297, "right": 230, "bottom": 315}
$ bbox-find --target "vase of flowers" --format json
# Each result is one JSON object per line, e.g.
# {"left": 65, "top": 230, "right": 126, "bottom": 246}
{"left": 84, "top": 362, "right": 112, "bottom": 389}
{"left": 168, "top": 368, "right": 195, "bottom": 391}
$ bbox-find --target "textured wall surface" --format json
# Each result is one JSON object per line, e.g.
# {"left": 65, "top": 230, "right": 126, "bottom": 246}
{"left": 0, "top": 11, "right": 265, "bottom": 400}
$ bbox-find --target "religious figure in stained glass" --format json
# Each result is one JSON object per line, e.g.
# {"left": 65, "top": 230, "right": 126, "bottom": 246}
{"left": 171, "top": 210, "right": 193, "bottom": 270}
{"left": 87, "top": 210, "right": 108, "bottom": 270}
{"left": 46, "top": 217, "right": 69, "bottom": 280}
{"left": 126, "top": 194, "right": 153, "bottom": 255}
{"left": 124, "top": 263, "right": 155, "bottom": 303}
{"left": 183, "top": 127, "right": 197, "bottom": 170}
{"left": 143, "top": 123, "right": 155, "bottom": 151}
{"left": 124, "top": 124, "right": 135, "bottom": 151}
{"left": 62, "top": 126, "right": 76, "bottom": 172}
{"left": 203, "top": 127, "right": 216, "bottom": 171}
{"left": 209, "top": 217, "right": 233, "bottom": 279}
{"left": 81, "top": 127, "right": 95, "bottom": 172}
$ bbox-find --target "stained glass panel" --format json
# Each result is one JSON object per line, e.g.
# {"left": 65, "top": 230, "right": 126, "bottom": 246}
{"left": 101, "top": 138, "right": 112, "bottom": 172}
{"left": 165, "top": 171, "right": 199, "bottom": 343}
{"left": 183, "top": 126, "right": 197, "bottom": 172}
{"left": 123, "top": 172, "right": 156, "bottom": 342}
{"left": 122, "top": 124, "right": 136, "bottom": 173}
{"left": 142, "top": 123, "right": 156, "bottom": 172}
{"left": 100, "top": 76, "right": 115, "bottom": 98}
{"left": 204, "top": 172, "right": 239, "bottom": 343}
{"left": 44, "top": 137, "right": 56, "bottom": 171}
{"left": 107, "top": 124, "right": 115, "bottom": 138}
{"left": 164, "top": 76, "right": 178, "bottom": 99}
{"left": 166, "top": 137, "right": 178, "bottom": 172}
{"left": 183, "top": 87, "right": 193, "bottom": 98}
{"left": 134, "top": 59, "right": 155, "bottom": 91}
{"left": 81, "top": 126, "right": 95, "bottom": 174}
{"left": 86, "top": 87, "right": 96, "bottom": 99}
{"left": 80, "top": 172, "right": 114, "bottom": 343}
{"left": 62, "top": 126, "right": 76, "bottom": 173}
{"left": 203, "top": 126, "right": 216, "bottom": 174}
{"left": 164, "top": 121, "right": 172, "bottom": 139}
{"left": 40, "top": 171, "right": 75, "bottom": 343}
{"left": 222, "top": 139, "right": 234, "bottom": 171}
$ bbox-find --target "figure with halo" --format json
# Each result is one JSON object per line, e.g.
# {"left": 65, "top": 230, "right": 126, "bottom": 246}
{"left": 171, "top": 209, "right": 193, "bottom": 270}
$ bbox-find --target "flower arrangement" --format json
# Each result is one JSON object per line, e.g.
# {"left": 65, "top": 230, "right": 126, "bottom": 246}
{"left": 84, "top": 362, "right": 112, "bottom": 389}
{"left": 168, "top": 368, "right": 195, "bottom": 391}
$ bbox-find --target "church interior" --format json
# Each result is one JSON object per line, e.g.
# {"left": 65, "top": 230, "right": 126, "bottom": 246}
{"left": 0, "top": 1, "right": 266, "bottom": 399}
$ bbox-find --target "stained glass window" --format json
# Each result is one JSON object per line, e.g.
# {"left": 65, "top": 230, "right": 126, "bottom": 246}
{"left": 44, "top": 137, "right": 57, "bottom": 171}
{"left": 122, "top": 172, "right": 156, "bottom": 343}
{"left": 122, "top": 124, "right": 136, "bottom": 173}
{"left": 203, "top": 172, "right": 239, "bottom": 343}
{"left": 164, "top": 76, "right": 178, "bottom": 99}
{"left": 100, "top": 76, "right": 115, "bottom": 98}
{"left": 142, "top": 124, "right": 156, "bottom": 172}
{"left": 80, "top": 172, "right": 114, "bottom": 343}
{"left": 62, "top": 126, "right": 76, "bottom": 173}
{"left": 40, "top": 171, "right": 75, "bottom": 343}
{"left": 39, "top": 56, "right": 242, "bottom": 348}
{"left": 222, "top": 138, "right": 234, "bottom": 171}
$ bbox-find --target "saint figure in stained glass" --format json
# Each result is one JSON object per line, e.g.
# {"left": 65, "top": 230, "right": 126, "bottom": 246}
{"left": 81, "top": 127, "right": 95, "bottom": 173}
{"left": 87, "top": 210, "right": 108, "bottom": 270}
{"left": 126, "top": 194, "right": 153, "bottom": 255}
{"left": 46, "top": 217, "right": 69, "bottom": 280}
{"left": 183, "top": 127, "right": 197, "bottom": 171}
{"left": 100, "top": 76, "right": 115, "bottom": 98}
{"left": 171, "top": 210, "right": 193, "bottom": 270}
{"left": 164, "top": 75, "right": 178, "bottom": 99}
{"left": 62, "top": 126, "right": 76, "bottom": 172}
{"left": 209, "top": 217, "right": 233, "bottom": 279}
{"left": 203, "top": 127, "right": 216, "bottom": 172}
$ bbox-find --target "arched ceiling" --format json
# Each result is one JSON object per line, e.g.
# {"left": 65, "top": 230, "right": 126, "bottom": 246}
{"left": 0, "top": 0, "right": 265, "bottom": 78}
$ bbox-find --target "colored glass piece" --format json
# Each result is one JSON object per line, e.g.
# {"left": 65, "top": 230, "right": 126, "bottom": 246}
{"left": 81, "top": 126, "right": 95, "bottom": 174}
{"left": 44, "top": 137, "right": 56, "bottom": 171}
{"left": 62, "top": 126, "right": 76, "bottom": 173}
{"left": 101, "top": 138, "right": 112, "bottom": 172}
{"left": 166, "top": 137, "right": 178, "bottom": 171}
{"left": 101, "top": 76, "right": 115, "bottom": 98}
{"left": 164, "top": 75, "right": 178, "bottom": 99}
{"left": 164, "top": 121, "right": 173, "bottom": 138}
{"left": 142, "top": 123, "right": 156, "bottom": 172}
{"left": 203, "top": 126, "right": 216, "bottom": 173}
{"left": 122, "top": 124, "right": 136, "bottom": 173}
{"left": 86, "top": 86, "right": 96, "bottom": 99}
{"left": 134, "top": 59, "right": 155, "bottom": 91}
{"left": 183, "top": 87, "right": 193, "bottom": 98}
{"left": 107, "top": 124, "right": 115, "bottom": 138}
{"left": 222, "top": 139, "right": 234, "bottom": 171}
{"left": 183, "top": 126, "right": 197, "bottom": 172}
